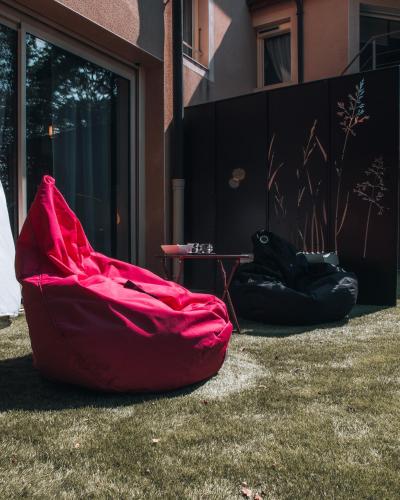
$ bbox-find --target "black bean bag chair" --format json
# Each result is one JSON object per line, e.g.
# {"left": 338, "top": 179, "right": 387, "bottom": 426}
{"left": 230, "top": 230, "right": 358, "bottom": 325}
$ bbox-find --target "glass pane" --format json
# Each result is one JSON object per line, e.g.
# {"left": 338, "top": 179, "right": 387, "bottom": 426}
{"left": 183, "top": 0, "right": 193, "bottom": 57}
{"left": 0, "top": 23, "right": 17, "bottom": 237}
{"left": 385, "top": 20, "right": 400, "bottom": 67}
{"left": 264, "top": 33, "right": 291, "bottom": 86}
{"left": 360, "top": 15, "right": 400, "bottom": 70}
{"left": 26, "top": 34, "right": 131, "bottom": 260}
{"left": 360, "top": 15, "right": 388, "bottom": 46}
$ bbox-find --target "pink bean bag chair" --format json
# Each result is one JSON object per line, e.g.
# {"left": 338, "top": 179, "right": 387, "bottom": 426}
{"left": 16, "top": 176, "right": 232, "bottom": 392}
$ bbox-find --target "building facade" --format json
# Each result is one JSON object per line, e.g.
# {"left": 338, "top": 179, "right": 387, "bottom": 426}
{"left": 183, "top": 0, "right": 400, "bottom": 106}
{"left": 0, "top": 0, "right": 399, "bottom": 274}
{"left": 0, "top": 0, "right": 165, "bottom": 272}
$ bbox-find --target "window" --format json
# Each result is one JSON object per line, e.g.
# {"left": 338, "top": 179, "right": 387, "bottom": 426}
{"left": 258, "top": 22, "right": 291, "bottom": 88}
{"left": 0, "top": 18, "right": 136, "bottom": 261}
{"left": 360, "top": 12, "right": 400, "bottom": 71}
{"left": 0, "top": 23, "right": 17, "bottom": 236}
{"left": 182, "top": 0, "right": 209, "bottom": 67}
{"left": 182, "top": 0, "right": 194, "bottom": 58}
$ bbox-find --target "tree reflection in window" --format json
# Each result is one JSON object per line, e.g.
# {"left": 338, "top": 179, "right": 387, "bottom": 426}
{"left": 26, "top": 34, "right": 130, "bottom": 259}
{"left": 0, "top": 24, "right": 17, "bottom": 237}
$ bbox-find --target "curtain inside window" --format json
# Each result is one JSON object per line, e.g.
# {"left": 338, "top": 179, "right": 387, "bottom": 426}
{"left": 264, "top": 33, "right": 291, "bottom": 86}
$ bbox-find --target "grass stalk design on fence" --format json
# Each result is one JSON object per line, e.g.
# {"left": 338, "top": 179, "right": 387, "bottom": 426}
{"left": 335, "top": 78, "right": 370, "bottom": 252}
{"left": 266, "top": 78, "right": 388, "bottom": 258}
{"left": 354, "top": 157, "right": 388, "bottom": 258}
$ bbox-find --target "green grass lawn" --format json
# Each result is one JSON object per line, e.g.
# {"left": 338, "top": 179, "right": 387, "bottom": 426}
{"left": 1, "top": 306, "right": 399, "bottom": 499}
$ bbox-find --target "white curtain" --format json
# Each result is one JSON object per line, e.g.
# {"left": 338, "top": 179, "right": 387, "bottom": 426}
{"left": 53, "top": 100, "right": 112, "bottom": 255}
{"left": 266, "top": 34, "right": 291, "bottom": 83}
{"left": 0, "top": 179, "right": 20, "bottom": 317}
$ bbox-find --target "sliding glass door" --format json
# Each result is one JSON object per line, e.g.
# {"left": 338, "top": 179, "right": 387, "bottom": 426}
{"left": 26, "top": 34, "right": 132, "bottom": 260}
{"left": 0, "top": 17, "right": 135, "bottom": 261}
{"left": 0, "top": 23, "right": 17, "bottom": 236}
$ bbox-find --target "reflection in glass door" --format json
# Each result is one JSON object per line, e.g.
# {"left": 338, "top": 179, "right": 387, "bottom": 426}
{"left": 0, "top": 23, "right": 17, "bottom": 237}
{"left": 26, "top": 34, "right": 131, "bottom": 260}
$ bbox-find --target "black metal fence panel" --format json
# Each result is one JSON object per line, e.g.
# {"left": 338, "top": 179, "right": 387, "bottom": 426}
{"left": 330, "top": 69, "right": 399, "bottom": 305}
{"left": 215, "top": 93, "right": 268, "bottom": 254}
{"left": 268, "top": 80, "right": 331, "bottom": 252}
{"left": 184, "top": 102, "right": 217, "bottom": 291}
{"left": 184, "top": 68, "right": 399, "bottom": 305}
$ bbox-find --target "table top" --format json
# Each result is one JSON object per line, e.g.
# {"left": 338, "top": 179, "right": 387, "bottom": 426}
{"left": 158, "top": 253, "right": 251, "bottom": 260}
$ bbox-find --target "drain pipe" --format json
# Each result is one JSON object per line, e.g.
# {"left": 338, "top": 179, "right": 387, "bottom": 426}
{"left": 171, "top": 0, "right": 184, "bottom": 277}
{"left": 295, "top": 0, "right": 304, "bottom": 83}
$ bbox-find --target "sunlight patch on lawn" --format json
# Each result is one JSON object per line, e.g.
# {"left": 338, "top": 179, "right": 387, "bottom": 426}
{"left": 192, "top": 350, "right": 269, "bottom": 400}
{"left": 332, "top": 416, "right": 371, "bottom": 440}
{"left": 330, "top": 357, "right": 355, "bottom": 368}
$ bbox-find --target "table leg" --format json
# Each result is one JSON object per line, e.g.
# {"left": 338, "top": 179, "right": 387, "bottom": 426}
{"left": 222, "top": 258, "right": 240, "bottom": 301}
{"left": 217, "top": 259, "right": 241, "bottom": 334}
{"left": 176, "top": 258, "right": 184, "bottom": 285}
{"left": 161, "top": 256, "right": 171, "bottom": 280}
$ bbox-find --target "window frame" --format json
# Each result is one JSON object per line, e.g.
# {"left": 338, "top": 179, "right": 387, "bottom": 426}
{"left": 0, "top": 6, "right": 141, "bottom": 263}
{"left": 360, "top": 4, "right": 400, "bottom": 22}
{"left": 182, "top": 0, "right": 209, "bottom": 69}
{"left": 182, "top": 0, "right": 196, "bottom": 58}
{"left": 257, "top": 20, "right": 292, "bottom": 89}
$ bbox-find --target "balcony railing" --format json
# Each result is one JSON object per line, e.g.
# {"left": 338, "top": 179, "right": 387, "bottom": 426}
{"left": 341, "top": 30, "right": 400, "bottom": 75}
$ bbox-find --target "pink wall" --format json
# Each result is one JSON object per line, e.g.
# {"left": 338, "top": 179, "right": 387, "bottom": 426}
{"left": 183, "top": 0, "right": 257, "bottom": 106}
{"left": 53, "top": 0, "right": 164, "bottom": 60}
{"left": 304, "top": 0, "right": 349, "bottom": 80}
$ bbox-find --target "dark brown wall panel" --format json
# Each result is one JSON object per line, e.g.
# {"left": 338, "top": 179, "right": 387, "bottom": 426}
{"left": 330, "top": 68, "right": 399, "bottom": 305}
{"left": 184, "top": 103, "right": 216, "bottom": 290}
{"left": 215, "top": 93, "right": 268, "bottom": 254}
{"left": 268, "top": 80, "right": 331, "bottom": 252}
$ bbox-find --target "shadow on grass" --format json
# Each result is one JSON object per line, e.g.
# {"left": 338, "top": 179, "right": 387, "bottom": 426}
{"left": 0, "top": 354, "right": 206, "bottom": 412}
{"left": 239, "top": 304, "right": 390, "bottom": 338}
{"left": 0, "top": 317, "right": 12, "bottom": 330}
{"left": 239, "top": 318, "right": 349, "bottom": 338}
{"left": 348, "top": 304, "right": 390, "bottom": 319}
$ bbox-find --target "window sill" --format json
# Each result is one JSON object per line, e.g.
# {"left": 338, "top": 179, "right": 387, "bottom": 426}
{"left": 256, "top": 80, "right": 295, "bottom": 91}
{"left": 183, "top": 54, "right": 209, "bottom": 77}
